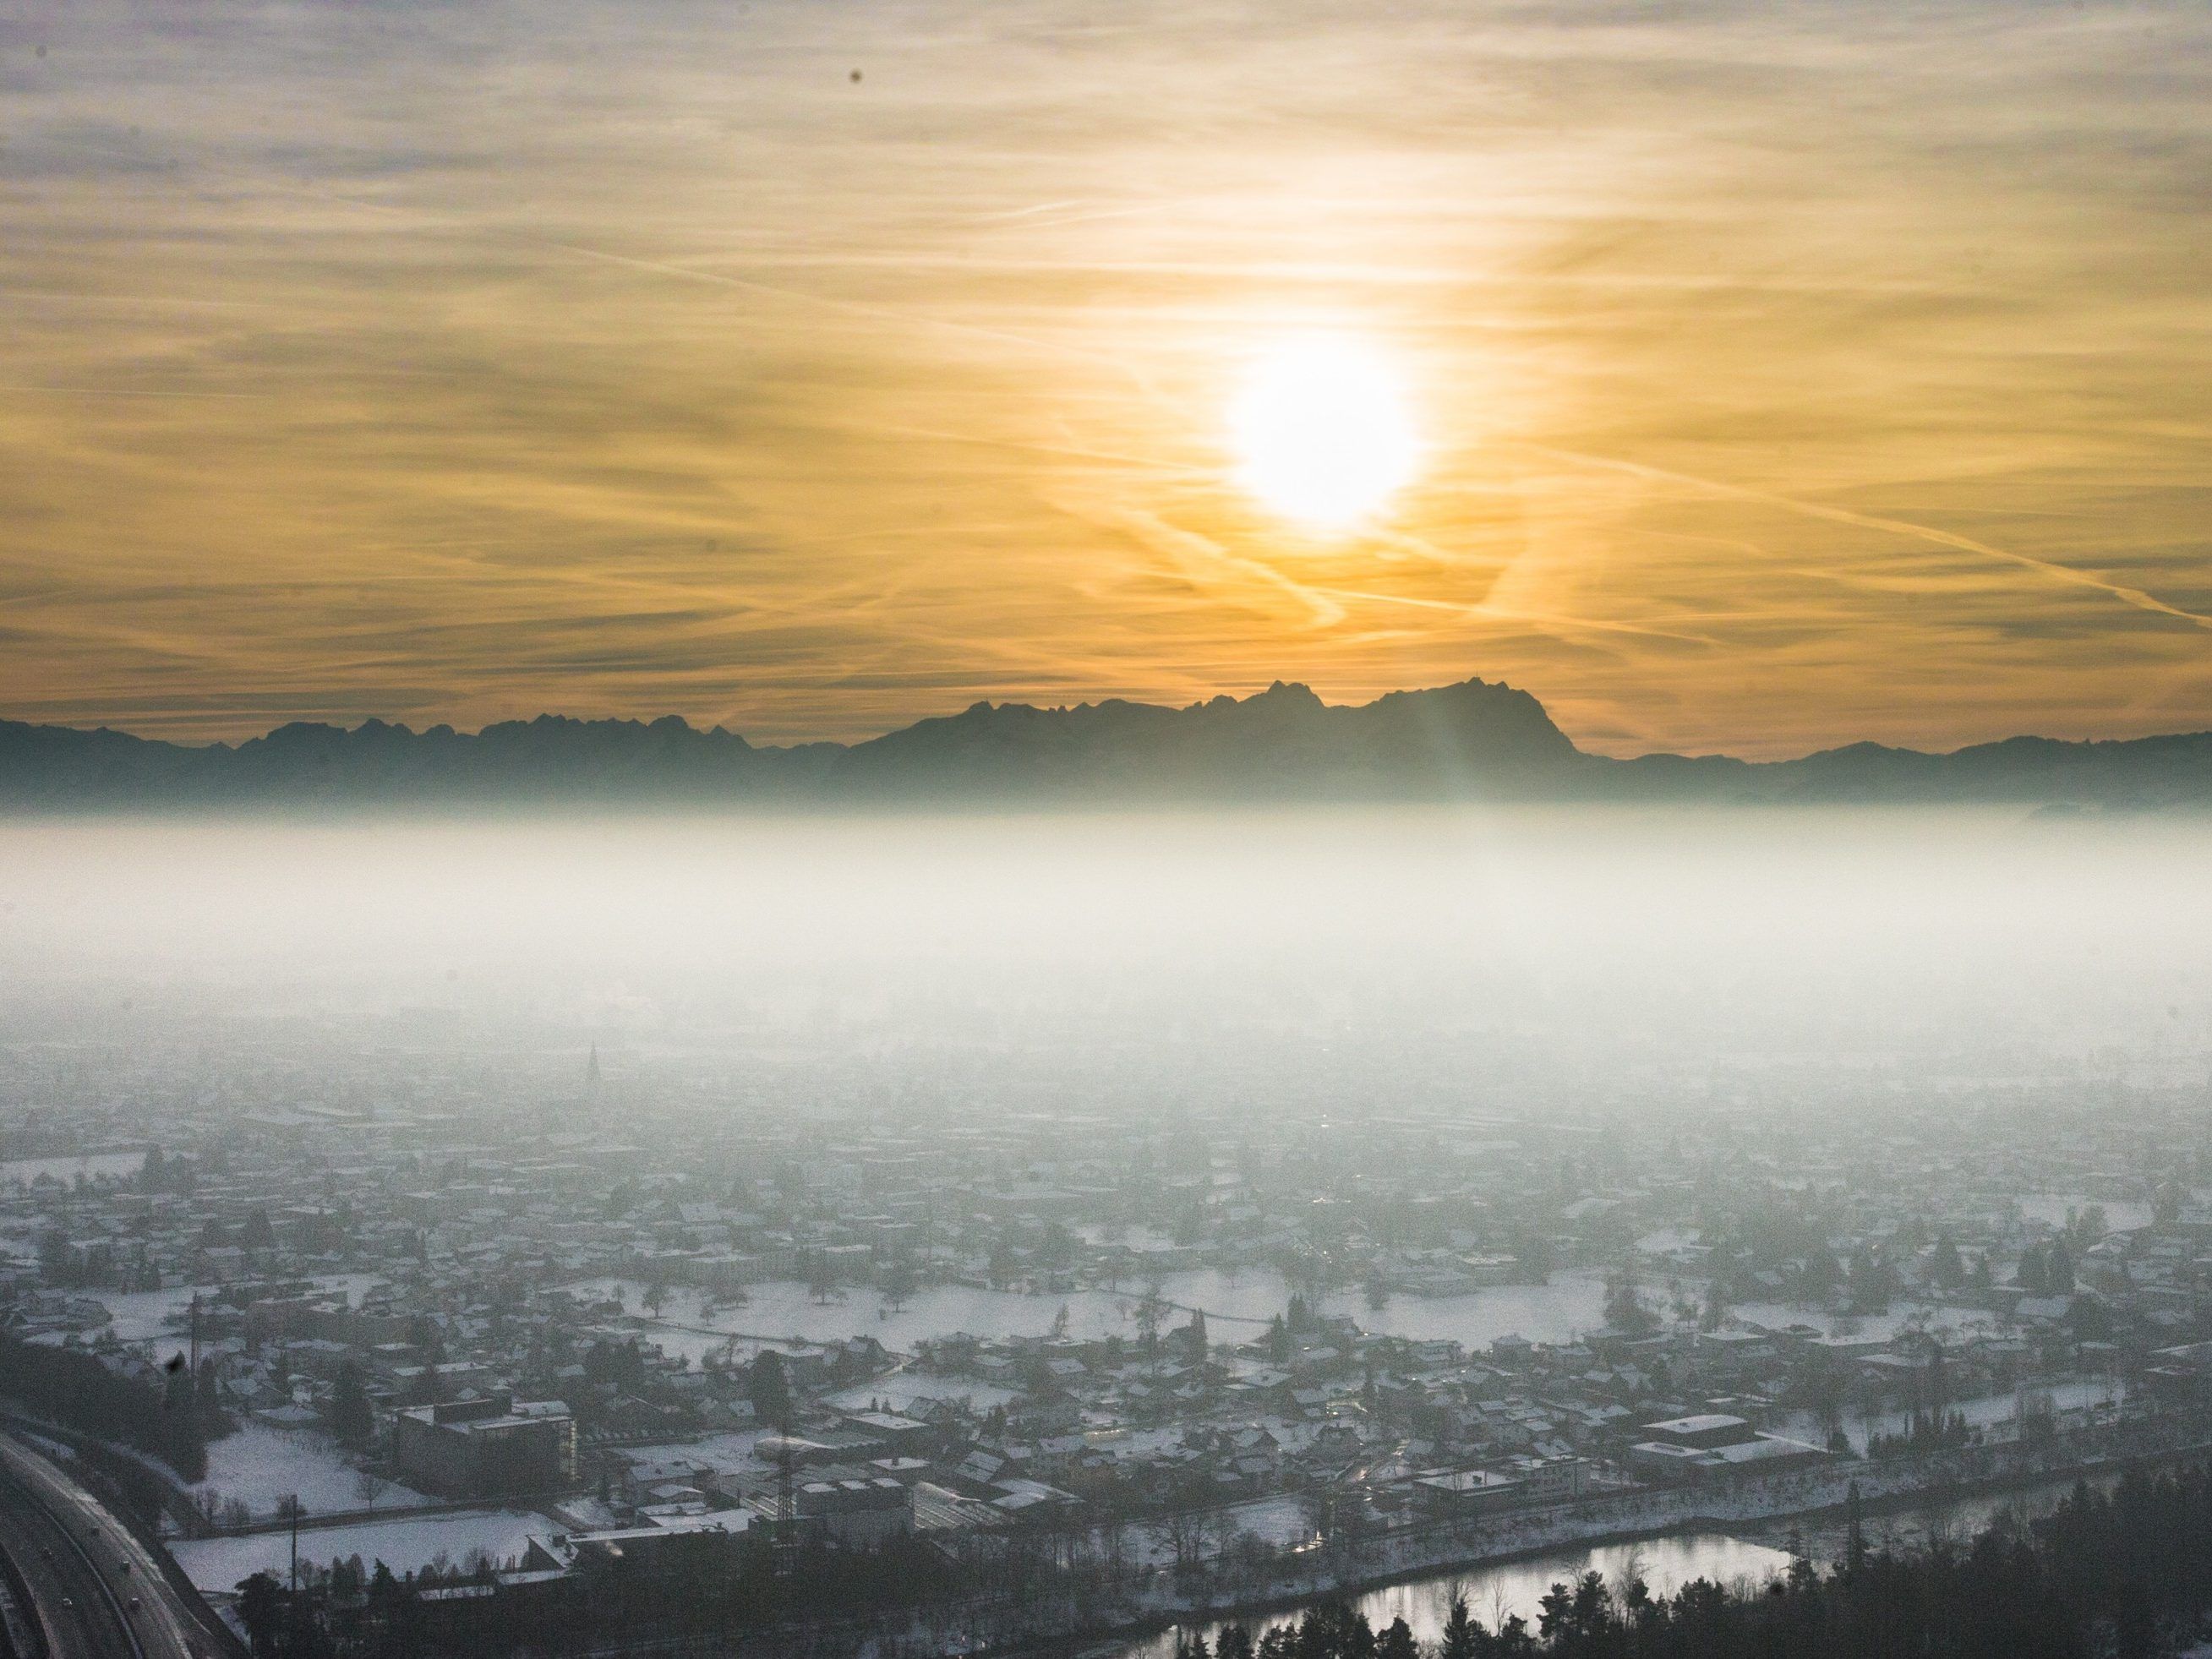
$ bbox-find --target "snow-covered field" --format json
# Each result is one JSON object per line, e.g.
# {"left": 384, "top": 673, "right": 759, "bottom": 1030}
{"left": 1728, "top": 1299, "right": 1988, "bottom": 1344}
{"left": 172, "top": 1508, "right": 546, "bottom": 1592}
{"left": 568, "top": 1268, "right": 1608, "bottom": 1361}
{"left": 95, "top": 1285, "right": 215, "bottom": 1348}
{"left": 194, "top": 1423, "right": 434, "bottom": 1519}
{"left": 0, "top": 1151, "right": 144, "bottom": 1187}
{"left": 1777, "top": 1376, "right": 2127, "bottom": 1454}
{"left": 565, "top": 1277, "right": 1170, "bottom": 1355}
{"left": 1324, "top": 1273, "right": 1609, "bottom": 1351}
{"left": 91, "top": 1271, "right": 398, "bottom": 1355}
{"left": 2018, "top": 1195, "right": 2152, "bottom": 1233}
{"left": 1219, "top": 1494, "right": 1316, "bottom": 1551}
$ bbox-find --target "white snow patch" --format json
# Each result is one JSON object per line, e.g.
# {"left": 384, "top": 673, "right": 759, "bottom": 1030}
{"left": 194, "top": 1423, "right": 434, "bottom": 1520}
{"left": 172, "top": 1508, "right": 546, "bottom": 1592}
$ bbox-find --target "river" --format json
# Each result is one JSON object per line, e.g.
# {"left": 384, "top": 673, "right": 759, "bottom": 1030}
{"left": 1117, "top": 1463, "right": 2140, "bottom": 1656}
{"left": 1115, "top": 1533, "right": 1794, "bottom": 1656}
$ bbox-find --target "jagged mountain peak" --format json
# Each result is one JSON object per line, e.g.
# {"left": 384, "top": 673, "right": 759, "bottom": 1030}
{"left": 1, "top": 679, "right": 2208, "bottom": 808}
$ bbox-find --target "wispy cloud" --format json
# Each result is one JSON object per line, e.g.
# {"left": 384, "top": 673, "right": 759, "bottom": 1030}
{"left": 0, "top": 0, "right": 2206, "bottom": 754}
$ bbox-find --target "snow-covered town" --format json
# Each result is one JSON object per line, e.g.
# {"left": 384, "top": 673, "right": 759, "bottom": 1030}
{"left": 5, "top": 1023, "right": 2209, "bottom": 1654}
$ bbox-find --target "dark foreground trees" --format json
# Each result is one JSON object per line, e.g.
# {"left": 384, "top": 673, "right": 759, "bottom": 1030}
{"left": 1171, "top": 1462, "right": 2212, "bottom": 1659}
{"left": 0, "top": 1332, "right": 212, "bottom": 1481}
{"left": 234, "top": 1458, "right": 2212, "bottom": 1659}
{"left": 236, "top": 1532, "right": 976, "bottom": 1657}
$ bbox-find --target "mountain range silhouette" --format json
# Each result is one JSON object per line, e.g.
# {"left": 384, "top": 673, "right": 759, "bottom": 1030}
{"left": 4, "top": 678, "right": 2209, "bottom": 808}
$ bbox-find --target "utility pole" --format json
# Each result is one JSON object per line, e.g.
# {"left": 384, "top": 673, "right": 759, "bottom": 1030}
{"left": 774, "top": 1434, "right": 797, "bottom": 1576}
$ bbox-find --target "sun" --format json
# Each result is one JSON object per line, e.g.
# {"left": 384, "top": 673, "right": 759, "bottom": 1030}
{"left": 1228, "top": 332, "right": 1421, "bottom": 533}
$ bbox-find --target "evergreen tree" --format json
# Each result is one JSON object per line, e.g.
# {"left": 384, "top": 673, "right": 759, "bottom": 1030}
{"left": 1376, "top": 1614, "right": 1418, "bottom": 1659}
{"left": 196, "top": 1355, "right": 225, "bottom": 1428}
{"left": 1844, "top": 1479, "right": 1868, "bottom": 1577}
{"left": 332, "top": 1361, "right": 374, "bottom": 1449}
{"left": 2047, "top": 1235, "right": 2075, "bottom": 1292}
{"left": 1928, "top": 1230, "right": 1964, "bottom": 1289}
{"left": 1439, "top": 1594, "right": 1480, "bottom": 1659}
{"left": 162, "top": 1355, "right": 207, "bottom": 1480}
{"left": 236, "top": 1572, "right": 285, "bottom": 1656}
{"left": 1603, "top": 1271, "right": 1658, "bottom": 1335}
{"left": 751, "top": 1348, "right": 794, "bottom": 1430}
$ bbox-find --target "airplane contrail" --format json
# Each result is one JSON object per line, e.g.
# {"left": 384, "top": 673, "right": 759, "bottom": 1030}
{"left": 1519, "top": 443, "right": 2212, "bottom": 631}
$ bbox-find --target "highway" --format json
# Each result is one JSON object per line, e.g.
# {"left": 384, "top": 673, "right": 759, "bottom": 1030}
{"left": 0, "top": 1433, "right": 222, "bottom": 1659}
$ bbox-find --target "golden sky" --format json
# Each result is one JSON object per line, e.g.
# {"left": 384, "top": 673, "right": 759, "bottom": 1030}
{"left": 3, "top": 0, "right": 2209, "bottom": 756}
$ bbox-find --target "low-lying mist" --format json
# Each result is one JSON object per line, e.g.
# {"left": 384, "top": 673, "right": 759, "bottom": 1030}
{"left": 0, "top": 807, "right": 2204, "bottom": 1101}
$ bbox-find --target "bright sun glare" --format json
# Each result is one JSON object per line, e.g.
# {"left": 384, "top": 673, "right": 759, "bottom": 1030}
{"left": 1229, "top": 333, "right": 1420, "bottom": 533}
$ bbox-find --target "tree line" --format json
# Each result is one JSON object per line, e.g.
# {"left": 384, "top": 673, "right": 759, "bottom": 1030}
{"left": 0, "top": 1330, "right": 220, "bottom": 1482}
{"left": 1168, "top": 1462, "right": 2212, "bottom": 1659}
{"left": 221, "top": 1455, "right": 2212, "bottom": 1658}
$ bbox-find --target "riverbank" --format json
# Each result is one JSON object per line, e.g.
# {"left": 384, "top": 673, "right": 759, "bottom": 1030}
{"left": 974, "top": 1410, "right": 2212, "bottom": 1659}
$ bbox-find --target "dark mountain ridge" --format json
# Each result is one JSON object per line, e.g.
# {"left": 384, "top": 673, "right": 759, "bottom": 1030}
{"left": 3, "top": 677, "right": 2209, "bottom": 809}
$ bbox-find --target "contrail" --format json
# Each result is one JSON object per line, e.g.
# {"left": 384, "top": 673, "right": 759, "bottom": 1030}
{"left": 866, "top": 423, "right": 1210, "bottom": 478}
{"left": 1316, "top": 582, "right": 1718, "bottom": 647}
{"left": 1069, "top": 499, "right": 1348, "bottom": 630}
{"left": 21, "top": 133, "right": 1171, "bottom": 405}
{"left": 0, "top": 385, "right": 265, "bottom": 399}
{"left": 1519, "top": 443, "right": 2212, "bottom": 631}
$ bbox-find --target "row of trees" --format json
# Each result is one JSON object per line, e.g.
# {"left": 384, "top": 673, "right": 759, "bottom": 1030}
{"left": 232, "top": 1533, "right": 979, "bottom": 1656}
{"left": 0, "top": 1331, "right": 221, "bottom": 1481}
{"left": 1170, "top": 1463, "right": 2212, "bottom": 1659}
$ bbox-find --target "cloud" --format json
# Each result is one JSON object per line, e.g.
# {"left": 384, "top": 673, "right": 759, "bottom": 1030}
{"left": 0, "top": 0, "right": 2207, "bottom": 754}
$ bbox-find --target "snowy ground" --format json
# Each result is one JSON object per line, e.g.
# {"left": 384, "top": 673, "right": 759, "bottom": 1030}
{"left": 94, "top": 1271, "right": 398, "bottom": 1356}
{"left": 96, "top": 1285, "right": 217, "bottom": 1348}
{"left": 1728, "top": 1299, "right": 1990, "bottom": 1344}
{"left": 1776, "top": 1376, "right": 2127, "bottom": 1454}
{"left": 565, "top": 1268, "right": 1609, "bottom": 1361}
{"left": 2018, "top": 1195, "right": 2153, "bottom": 1233}
{"left": 0, "top": 1152, "right": 144, "bottom": 1187}
{"left": 1327, "top": 1273, "right": 1609, "bottom": 1351}
{"left": 563, "top": 1277, "right": 1166, "bottom": 1356}
{"left": 1218, "top": 1494, "right": 1316, "bottom": 1552}
{"left": 172, "top": 1508, "right": 547, "bottom": 1592}
{"left": 194, "top": 1423, "right": 435, "bottom": 1520}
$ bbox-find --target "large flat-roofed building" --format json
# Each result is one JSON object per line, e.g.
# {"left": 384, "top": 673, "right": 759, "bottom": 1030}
{"left": 1636, "top": 1413, "right": 1760, "bottom": 1450}
{"left": 1411, "top": 1467, "right": 1525, "bottom": 1518}
{"left": 799, "top": 1476, "right": 913, "bottom": 1546}
{"left": 394, "top": 1394, "right": 576, "bottom": 1499}
{"left": 554, "top": 1514, "right": 753, "bottom": 1572}
{"left": 1626, "top": 1412, "right": 1830, "bottom": 1485}
{"left": 743, "top": 1475, "right": 915, "bottom": 1547}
